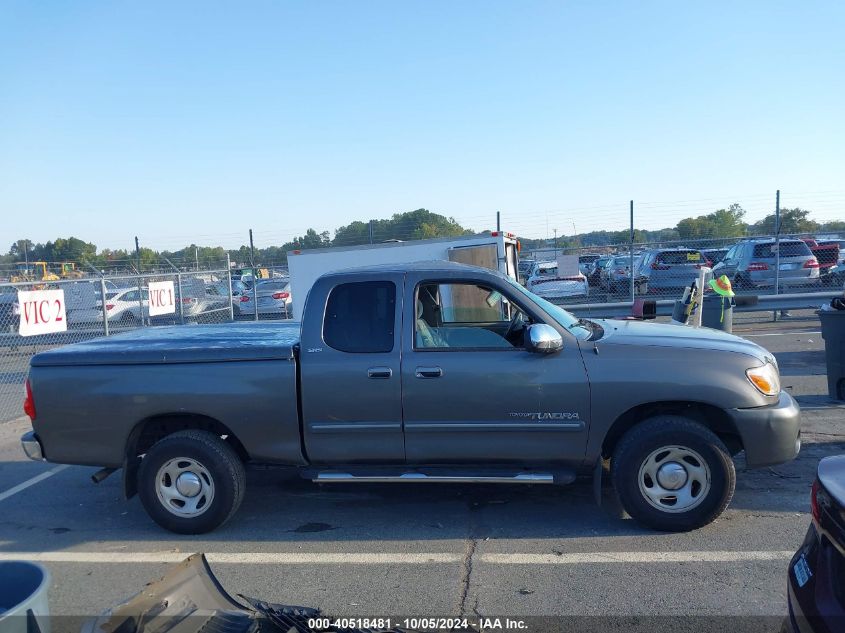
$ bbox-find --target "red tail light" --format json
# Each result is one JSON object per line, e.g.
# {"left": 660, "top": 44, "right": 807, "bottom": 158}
{"left": 811, "top": 479, "right": 821, "bottom": 525}
{"left": 182, "top": 298, "right": 196, "bottom": 304}
{"left": 747, "top": 262, "right": 769, "bottom": 272}
{"left": 804, "top": 258, "right": 819, "bottom": 269}
{"left": 24, "top": 379, "right": 36, "bottom": 420}
{"left": 240, "top": 295, "right": 251, "bottom": 302}
{"left": 105, "top": 303, "right": 115, "bottom": 310}
{"left": 651, "top": 263, "right": 670, "bottom": 270}
{"left": 272, "top": 292, "right": 290, "bottom": 300}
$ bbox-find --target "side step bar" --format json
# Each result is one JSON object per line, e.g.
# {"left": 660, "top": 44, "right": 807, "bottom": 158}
{"left": 312, "top": 472, "right": 566, "bottom": 484}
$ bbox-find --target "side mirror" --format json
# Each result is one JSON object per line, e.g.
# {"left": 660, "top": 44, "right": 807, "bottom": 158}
{"left": 526, "top": 324, "right": 563, "bottom": 354}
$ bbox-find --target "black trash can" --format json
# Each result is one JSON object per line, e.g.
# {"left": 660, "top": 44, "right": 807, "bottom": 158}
{"left": 818, "top": 309, "right": 845, "bottom": 401}
{"left": 701, "top": 295, "right": 734, "bottom": 332}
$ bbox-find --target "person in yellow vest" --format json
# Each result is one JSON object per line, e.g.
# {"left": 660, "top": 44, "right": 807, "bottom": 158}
{"left": 708, "top": 274, "right": 735, "bottom": 323}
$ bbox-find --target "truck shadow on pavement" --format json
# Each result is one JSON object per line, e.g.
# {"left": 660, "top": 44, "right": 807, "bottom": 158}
{"left": 0, "top": 439, "right": 842, "bottom": 549}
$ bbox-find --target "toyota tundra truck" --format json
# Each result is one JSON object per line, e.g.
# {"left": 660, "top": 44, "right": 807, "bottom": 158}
{"left": 21, "top": 261, "right": 801, "bottom": 534}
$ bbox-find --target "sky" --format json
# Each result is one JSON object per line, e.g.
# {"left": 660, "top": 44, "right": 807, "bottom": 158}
{"left": 1, "top": 1, "right": 844, "bottom": 252}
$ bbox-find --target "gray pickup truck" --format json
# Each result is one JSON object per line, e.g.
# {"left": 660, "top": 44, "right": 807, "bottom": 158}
{"left": 21, "top": 261, "right": 801, "bottom": 534}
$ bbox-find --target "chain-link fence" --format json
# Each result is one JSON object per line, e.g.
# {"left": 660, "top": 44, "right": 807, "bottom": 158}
{"left": 0, "top": 267, "right": 295, "bottom": 423}
{"left": 523, "top": 233, "right": 845, "bottom": 306}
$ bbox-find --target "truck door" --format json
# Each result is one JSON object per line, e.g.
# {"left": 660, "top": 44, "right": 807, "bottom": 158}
{"left": 299, "top": 273, "right": 405, "bottom": 463}
{"left": 401, "top": 274, "right": 590, "bottom": 464}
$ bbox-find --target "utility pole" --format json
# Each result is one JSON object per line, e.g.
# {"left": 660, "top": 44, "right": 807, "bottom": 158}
{"left": 553, "top": 229, "right": 558, "bottom": 257}
{"left": 195, "top": 247, "right": 199, "bottom": 272}
{"left": 496, "top": 211, "right": 501, "bottom": 233}
{"left": 134, "top": 236, "right": 144, "bottom": 326}
{"left": 368, "top": 220, "right": 374, "bottom": 244}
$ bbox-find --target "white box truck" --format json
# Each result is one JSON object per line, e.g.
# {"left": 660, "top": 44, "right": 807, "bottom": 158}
{"left": 287, "top": 232, "right": 521, "bottom": 320}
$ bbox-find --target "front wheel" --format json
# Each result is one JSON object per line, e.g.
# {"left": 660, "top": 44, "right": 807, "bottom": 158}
{"left": 611, "top": 416, "right": 735, "bottom": 532}
{"left": 138, "top": 430, "right": 246, "bottom": 534}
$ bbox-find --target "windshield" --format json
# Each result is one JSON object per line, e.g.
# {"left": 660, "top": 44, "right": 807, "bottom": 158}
{"left": 504, "top": 276, "right": 593, "bottom": 341}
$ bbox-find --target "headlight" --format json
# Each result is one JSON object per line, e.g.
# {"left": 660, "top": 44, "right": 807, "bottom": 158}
{"left": 746, "top": 363, "right": 780, "bottom": 396}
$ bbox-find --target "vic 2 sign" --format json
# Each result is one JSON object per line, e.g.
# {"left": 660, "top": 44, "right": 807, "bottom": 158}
{"left": 148, "top": 280, "right": 176, "bottom": 316}
{"left": 18, "top": 289, "right": 67, "bottom": 337}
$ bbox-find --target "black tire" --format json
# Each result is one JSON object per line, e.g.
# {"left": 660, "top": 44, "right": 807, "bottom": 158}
{"left": 611, "top": 416, "right": 735, "bottom": 532}
{"left": 138, "top": 430, "right": 246, "bottom": 534}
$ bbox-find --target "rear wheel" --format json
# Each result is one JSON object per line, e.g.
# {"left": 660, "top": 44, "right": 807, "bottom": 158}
{"left": 611, "top": 416, "right": 735, "bottom": 531}
{"left": 138, "top": 430, "right": 246, "bottom": 534}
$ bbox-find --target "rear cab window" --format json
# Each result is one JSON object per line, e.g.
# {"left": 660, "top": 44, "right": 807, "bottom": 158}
{"left": 656, "top": 250, "right": 703, "bottom": 265}
{"left": 323, "top": 281, "right": 396, "bottom": 353}
{"left": 752, "top": 242, "right": 812, "bottom": 258}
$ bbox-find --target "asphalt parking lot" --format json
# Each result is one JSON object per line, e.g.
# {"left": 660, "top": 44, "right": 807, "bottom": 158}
{"left": 0, "top": 316, "right": 842, "bottom": 630}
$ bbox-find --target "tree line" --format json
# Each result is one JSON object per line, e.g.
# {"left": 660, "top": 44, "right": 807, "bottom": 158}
{"left": 3, "top": 206, "right": 843, "bottom": 272}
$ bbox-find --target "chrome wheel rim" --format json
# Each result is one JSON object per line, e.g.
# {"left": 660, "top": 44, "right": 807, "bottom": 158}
{"left": 155, "top": 457, "right": 215, "bottom": 517}
{"left": 637, "top": 445, "right": 711, "bottom": 513}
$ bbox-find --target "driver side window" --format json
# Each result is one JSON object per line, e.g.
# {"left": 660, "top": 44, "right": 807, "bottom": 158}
{"left": 415, "top": 282, "right": 530, "bottom": 350}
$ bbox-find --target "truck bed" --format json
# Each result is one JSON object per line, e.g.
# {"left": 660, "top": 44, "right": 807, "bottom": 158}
{"left": 30, "top": 322, "right": 301, "bottom": 366}
{"left": 28, "top": 322, "right": 305, "bottom": 468}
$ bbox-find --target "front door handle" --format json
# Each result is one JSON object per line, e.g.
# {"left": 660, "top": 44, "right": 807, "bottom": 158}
{"left": 415, "top": 366, "right": 443, "bottom": 379}
{"left": 367, "top": 367, "right": 392, "bottom": 379}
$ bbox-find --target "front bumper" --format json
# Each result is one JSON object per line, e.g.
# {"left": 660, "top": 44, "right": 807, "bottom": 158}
{"left": 21, "top": 430, "right": 45, "bottom": 461}
{"left": 728, "top": 390, "right": 801, "bottom": 468}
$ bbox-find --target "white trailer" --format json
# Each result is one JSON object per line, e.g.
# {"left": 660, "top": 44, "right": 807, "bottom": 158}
{"left": 287, "top": 232, "right": 521, "bottom": 320}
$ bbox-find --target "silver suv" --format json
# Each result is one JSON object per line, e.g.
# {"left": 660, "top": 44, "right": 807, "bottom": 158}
{"left": 713, "top": 239, "right": 819, "bottom": 289}
{"left": 635, "top": 248, "right": 708, "bottom": 294}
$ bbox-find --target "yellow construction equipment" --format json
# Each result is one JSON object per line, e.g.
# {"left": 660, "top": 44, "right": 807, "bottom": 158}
{"left": 55, "top": 262, "right": 84, "bottom": 279}
{"left": 10, "top": 262, "right": 60, "bottom": 283}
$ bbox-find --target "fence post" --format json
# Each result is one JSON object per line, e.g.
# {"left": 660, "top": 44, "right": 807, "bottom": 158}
{"left": 774, "top": 190, "right": 781, "bottom": 321}
{"left": 629, "top": 200, "right": 635, "bottom": 302}
{"left": 177, "top": 272, "right": 184, "bottom": 325}
{"left": 137, "top": 274, "right": 145, "bottom": 327}
{"left": 100, "top": 277, "right": 109, "bottom": 337}
{"left": 227, "top": 253, "right": 234, "bottom": 321}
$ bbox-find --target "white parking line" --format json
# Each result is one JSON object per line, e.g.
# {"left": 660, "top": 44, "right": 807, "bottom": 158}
{"left": 0, "top": 465, "right": 68, "bottom": 503}
{"left": 481, "top": 551, "right": 794, "bottom": 564}
{"left": 0, "top": 550, "right": 793, "bottom": 565}
{"left": 743, "top": 331, "right": 821, "bottom": 337}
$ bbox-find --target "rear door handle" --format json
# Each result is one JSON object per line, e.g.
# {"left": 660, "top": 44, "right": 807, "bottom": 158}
{"left": 415, "top": 366, "right": 443, "bottom": 379}
{"left": 367, "top": 367, "right": 392, "bottom": 379}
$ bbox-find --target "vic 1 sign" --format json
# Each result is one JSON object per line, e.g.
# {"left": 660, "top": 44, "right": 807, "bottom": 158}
{"left": 148, "top": 280, "right": 176, "bottom": 316}
{"left": 18, "top": 289, "right": 67, "bottom": 337}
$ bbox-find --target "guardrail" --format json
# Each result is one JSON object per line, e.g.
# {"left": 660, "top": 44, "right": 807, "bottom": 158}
{"left": 563, "top": 291, "right": 842, "bottom": 319}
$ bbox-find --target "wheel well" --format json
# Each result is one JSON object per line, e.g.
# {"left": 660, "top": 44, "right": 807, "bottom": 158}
{"left": 601, "top": 401, "right": 742, "bottom": 459}
{"left": 126, "top": 414, "right": 249, "bottom": 463}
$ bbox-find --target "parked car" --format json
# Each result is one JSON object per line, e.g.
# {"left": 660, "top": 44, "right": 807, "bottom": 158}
{"left": 801, "top": 239, "right": 840, "bottom": 279}
{"left": 517, "top": 258, "right": 536, "bottom": 284}
{"left": 588, "top": 256, "right": 612, "bottom": 286}
{"left": 526, "top": 261, "right": 589, "bottom": 300}
{"left": 67, "top": 286, "right": 149, "bottom": 325}
{"left": 578, "top": 254, "right": 602, "bottom": 276}
{"left": 702, "top": 248, "right": 729, "bottom": 266}
{"left": 22, "top": 260, "right": 801, "bottom": 534}
{"left": 824, "top": 262, "right": 845, "bottom": 290}
{"left": 635, "top": 248, "right": 708, "bottom": 295}
{"left": 598, "top": 256, "right": 632, "bottom": 292}
{"left": 818, "top": 239, "right": 845, "bottom": 265}
{"left": 236, "top": 279, "right": 292, "bottom": 318}
{"left": 713, "top": 239, "right": 820, "bottom": 290}
{"left": 785, "top": 454, "right": 845, "bottom": 633}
